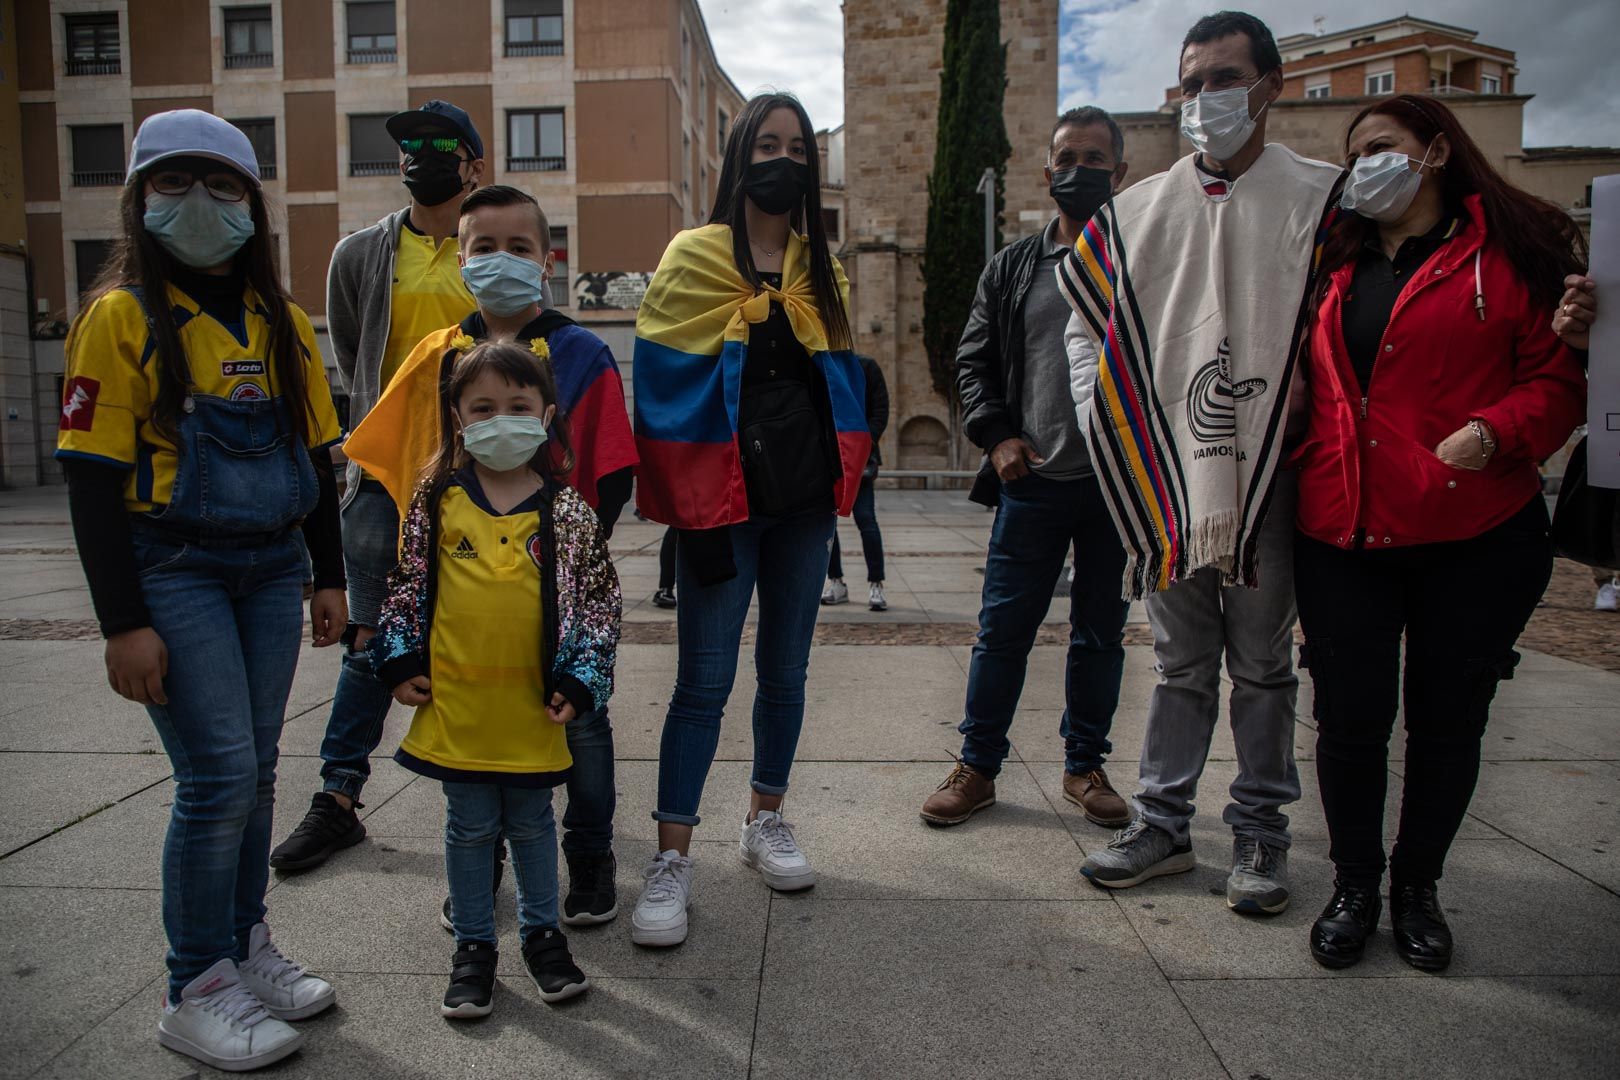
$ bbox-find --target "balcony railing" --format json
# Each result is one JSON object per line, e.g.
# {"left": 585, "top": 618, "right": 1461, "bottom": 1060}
{"left": 71, "top": 170, "right": 123, "bottom": 187}
{"left": 346, "top": 47, "right": 396, "bottom": 64}
{"left": 349, "top": 160, "right": 396, "bottom": 177}
{"left": 504, "top": 41, "right": 563, "bottom": 57}
{"left": 259, "top": 163, "right": 278, "bottom": 180}
{"left": 507, "top": 156, "right": 566, "bottom": 172}
{"left": 65, "top": 57, "right": 121, "bottom": 76}
{"left": 224, "top": 51, "right": 272, "bottom": 69}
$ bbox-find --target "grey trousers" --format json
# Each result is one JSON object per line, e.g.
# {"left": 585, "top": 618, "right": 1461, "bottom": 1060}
{"left": 1135, "top": 471, "right": 1301, "bottom": 849}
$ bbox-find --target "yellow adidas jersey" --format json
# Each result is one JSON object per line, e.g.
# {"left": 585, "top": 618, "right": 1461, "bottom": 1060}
{"left": 398, "top": 484, "right": 571, "bottom": 780}
{"left": 56, "top": 286, "right": 342, "bottom": 513}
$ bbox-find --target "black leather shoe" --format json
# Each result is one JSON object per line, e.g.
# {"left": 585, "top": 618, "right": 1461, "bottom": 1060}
{"left": 1391, "top": 881, "right": 1453, "bottom": 972}
{"left": 1310, "top": 880, "right": 1381, "bottom": 970}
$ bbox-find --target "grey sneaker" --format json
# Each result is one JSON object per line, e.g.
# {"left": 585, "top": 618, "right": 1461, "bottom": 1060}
{"left": 1081, "top": 819, "right": 1195, "bottom": 889}
{"left": 1227, "top": 834, "right": 1290, "bottom": 914}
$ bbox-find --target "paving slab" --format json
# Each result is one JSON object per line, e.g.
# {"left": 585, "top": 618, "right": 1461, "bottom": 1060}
{"left": 751, "top": 899, "right": 1227, "bottom": 1080}
{"left": 0, "top": 887, "right": 167, "bottom": 1080}
{"left": 0, "top": 752, "right": 173, "bottom": 857}
{"left": 1176, "top": 974, "right": 1620, "bottom": 1080}
{"left": 1491, "top": 705, "right": 1620, "bottom": 761}
{"left": 34, "top": 971, "right": 758, "bottom": 1080}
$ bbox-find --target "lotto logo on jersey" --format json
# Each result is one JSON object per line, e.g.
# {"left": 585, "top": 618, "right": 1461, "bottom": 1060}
{"left": 59, "top": 376, "right": 100, "bottom": 431}
{"left": 222, "top": 360, "right": 266, "bottom": 378}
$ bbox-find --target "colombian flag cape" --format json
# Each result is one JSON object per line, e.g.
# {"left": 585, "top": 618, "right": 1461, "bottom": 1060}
{"left": 633, "top": 224, "right": 869, "bottom": 528}
{"left": 344, "top": 312, "right": 637, "bottom": 512}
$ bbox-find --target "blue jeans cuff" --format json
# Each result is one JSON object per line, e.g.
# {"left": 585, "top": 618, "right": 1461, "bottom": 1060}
{"left": 749, "top": 779, "right": 789, "bottom": 797}
{"left": 651, "top": 810, "right": 701, "bottom": 827}
{"left": 321, "top": 772, "right": 365, "bottom": 803}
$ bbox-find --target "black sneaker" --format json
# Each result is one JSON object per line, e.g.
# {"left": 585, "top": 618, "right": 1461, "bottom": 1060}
{"left": 562, "top": 851, "right": 619, "bottom": 926}
{"left": 652, "top": 587, "right": 677, "bottom": 609}
{"left": 522, "top": 928, "right": 588, "bottom": 1003}
{"left": 441, "top": 941, "right": 498, "bottom": 1019}
{"left": 440, "top": 842, "right": 507, "bottom": 933}
{"left": 269, "top": 792, "right": 366, "bottom": 871}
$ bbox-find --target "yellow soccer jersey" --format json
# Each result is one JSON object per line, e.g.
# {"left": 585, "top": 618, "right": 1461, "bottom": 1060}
{"left": 398, "top": 484, "right": 571, "bottom": 780}
{"left": 56, "top": 286, "right": 342, "bottom": 513}
{"left": 380, "top": 226, "right": 475, "bottom": 393}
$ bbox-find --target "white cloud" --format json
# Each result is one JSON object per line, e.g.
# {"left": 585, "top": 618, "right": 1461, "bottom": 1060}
{"left": 695, "top": 0, "right": 846, "bottom": 130}
{"left": 1057, "top": 0, "right": 1620, "bottom": 147}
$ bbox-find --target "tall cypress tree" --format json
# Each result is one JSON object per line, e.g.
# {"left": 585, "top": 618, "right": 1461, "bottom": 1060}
{"left": 921, "top": 0, "right": 1011, "bottom": 455}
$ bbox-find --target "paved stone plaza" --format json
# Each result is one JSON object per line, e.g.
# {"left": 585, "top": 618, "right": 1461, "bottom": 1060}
{"left": 2, "top": 484, "right": 1617, "bottom": 1079}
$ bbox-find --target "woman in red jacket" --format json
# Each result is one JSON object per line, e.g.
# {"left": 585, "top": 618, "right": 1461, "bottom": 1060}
{"left": 1294, "top": 94, "right": 1586, "bottom": 972}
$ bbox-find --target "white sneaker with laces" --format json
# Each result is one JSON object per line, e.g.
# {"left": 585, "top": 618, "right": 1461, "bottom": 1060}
{"left": 868, "top": 583, "right": 888, "bottom": 611}
{"left": 821, "top": 579, "right": 849, "bottom": 605}
{"left": 631, "top": 849, "right": 694, "bottom": 947}
{"left": 237, "top": 922, "right": 336, "bottom": 1021}
{"left": 1597, "top": 582, "right": 1619, "bottom": 612}
{"left": 739, "top": 810, "right": 817, "bottom": 891}
{"left": 157, "top": 958, "right": 304, "bottom": 1072}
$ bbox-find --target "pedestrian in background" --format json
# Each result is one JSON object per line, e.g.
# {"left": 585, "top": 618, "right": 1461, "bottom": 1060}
{"left": 58, "top": 109, "right": 344, "bottom": 1072}
{"left": 823, "top": 352, "right": 891, "bottom": 611}
{"left": 1294, "top": 94, "right": 1586, "bottom": 971}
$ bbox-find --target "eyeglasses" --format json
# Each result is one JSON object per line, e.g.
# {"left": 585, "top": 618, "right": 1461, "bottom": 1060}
{"left": 399, "top": 136, "right": 462, "bottom": 155}
{"left": 149, "top": 169, "right": 252, "bottom": 202}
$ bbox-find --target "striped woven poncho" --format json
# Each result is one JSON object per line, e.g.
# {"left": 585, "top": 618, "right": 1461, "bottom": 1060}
{"left": 632, "top": 224, "right": 869, "bottom": 528}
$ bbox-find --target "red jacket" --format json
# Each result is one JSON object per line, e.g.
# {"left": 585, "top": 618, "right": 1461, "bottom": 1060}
{"left": 1295, "top": 194, "right": 1585, "bottom": 549}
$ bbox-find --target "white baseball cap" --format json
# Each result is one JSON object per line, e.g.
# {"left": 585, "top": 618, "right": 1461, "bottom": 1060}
{"left": 127, "top": 109, "right": 261, "bottom": 186}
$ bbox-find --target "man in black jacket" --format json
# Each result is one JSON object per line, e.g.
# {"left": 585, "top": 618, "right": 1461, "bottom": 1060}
{"left": 921, "top": 107, "right": 1134, "bottom": 828}
{"left": 823, "top": 355, "right": 891, "bottom": 610}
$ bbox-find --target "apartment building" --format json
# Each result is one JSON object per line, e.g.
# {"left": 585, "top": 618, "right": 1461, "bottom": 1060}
{"left": 11, "top": 0, "right": 745, "bottom": 484}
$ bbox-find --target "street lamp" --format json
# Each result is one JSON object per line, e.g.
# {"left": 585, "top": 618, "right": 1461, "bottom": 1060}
{"left": 975, "top": 166, "right": 995, "bottom": 266}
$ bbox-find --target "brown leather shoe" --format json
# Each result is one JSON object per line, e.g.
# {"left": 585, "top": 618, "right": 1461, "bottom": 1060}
{"left": 919, "top": 762, "right": 995, "bottom": 826}
{"left": 1062, "top": 767, "right": 1131, "bottom": 827}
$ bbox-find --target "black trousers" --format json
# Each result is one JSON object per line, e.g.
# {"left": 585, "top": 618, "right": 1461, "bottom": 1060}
{"left": 658, "top": 527, "right": 678, "bottom": 591}
{"left": 1295, "top": 497, "right": 1552, "bottom": 886}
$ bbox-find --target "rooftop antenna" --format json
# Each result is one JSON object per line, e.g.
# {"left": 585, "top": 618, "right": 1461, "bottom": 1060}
{"left": 1314, "top": 15, "right": 1326, "bottom": 35}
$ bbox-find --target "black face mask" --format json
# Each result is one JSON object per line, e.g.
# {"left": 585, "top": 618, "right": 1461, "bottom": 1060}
{"left": 402, "top": 151, "right": 468, "bottom": 207}
{"left": 1048, "top": 165, "right": 1115, "bottom": 223}
{"left": 744, "top": 157, "right": 811, "bottom": 216}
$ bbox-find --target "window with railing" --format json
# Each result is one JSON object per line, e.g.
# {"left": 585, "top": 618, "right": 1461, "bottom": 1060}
{"left": 223, "top": 6, "right": 273, "bottom": 69}
{"left": 348, "top": 113, "right": 398, "bottom": 176}
{"left": 1305, "top": 81, "right": 1330, "bottom": 99}
{"left": 505, "top": 0, "right": 563, "bottom": 57}
{"left": 821, "top": 208, "right": 840, "bottom": 244}
{"left": 549, "top": 227, "right": 569, "bottom": 307}
{"left": 507, "top": 109, "right": 565, "bottom": 171}
{"left": 717, "top": 108, "right": 728, "bottom": 155}
{"left": 65, "top": 13, "right": 120, "bottom": 76}
{"left": 1365, "top": 70, "right": 1393, "bottom": 96}
{"left": 231, "top": 118, "right": 277, "bottom": 180}
{"left": 70, "top": 125, "right": 124, "bottom": 186}
{"left": 346, "top": 2, "right": 396, "bottom": 63}
{"left": 1480, "top": 73, "right": 1501, "bottom": 94}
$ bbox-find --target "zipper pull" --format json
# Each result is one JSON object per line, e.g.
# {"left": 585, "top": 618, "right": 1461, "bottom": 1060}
{"left": 1359, "top": 396, "right": 1368, "bottom": 420}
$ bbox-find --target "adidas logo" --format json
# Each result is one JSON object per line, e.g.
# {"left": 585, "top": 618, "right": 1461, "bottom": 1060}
{"left": 449, "top": 536, "right": 479, "bottom": 560}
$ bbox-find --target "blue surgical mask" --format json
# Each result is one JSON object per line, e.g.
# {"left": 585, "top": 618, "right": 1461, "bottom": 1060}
{"left": 460, "top": 413, "right": 549, "bottom": 472}
{"left": 461, "top": 251, "right": 546, "bottom": 317}
{"left": 143, "top": 186, "right": 256, "bottom": 269}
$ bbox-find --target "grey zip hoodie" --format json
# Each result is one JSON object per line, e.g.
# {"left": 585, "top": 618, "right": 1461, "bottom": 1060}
{"left": 326, "top": 206, "right": 411, "bottom": 507}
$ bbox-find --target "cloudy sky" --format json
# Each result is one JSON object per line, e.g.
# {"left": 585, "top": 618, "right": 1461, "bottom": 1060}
{"left": 695, "top": 0, "right": 1620, "bottom": 147}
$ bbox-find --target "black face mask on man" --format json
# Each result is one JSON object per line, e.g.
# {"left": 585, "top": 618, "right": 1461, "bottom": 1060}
{"left": 744, "top": 157, "right": 812, "bottom": 216}
{"left": 401, "top": 151, "right": 468, "bottom": 207}
{"left": 1048, "top": 164, "right": 1115, "bottom": 223}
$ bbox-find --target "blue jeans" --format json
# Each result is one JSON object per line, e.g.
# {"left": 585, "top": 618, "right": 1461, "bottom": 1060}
{"left": 654, "top": 510, "right": 835, "bottom": 826}
{"left": 136, "top": 534, "right": 306, "bottom": 1001}
{"left": 560, "top": 707, "right": 616, "bottom": 857}
{"left": 958, "top": 472, "right": 1129, "bottom": 779}
{"left": 828, "top": 475, "right": 884, "bottom": 582}
{"left": 443, "top": 782, "right": 559, "bottom": 943}
{"left": 317, "top": 482, "right": 398, "bottom": 803}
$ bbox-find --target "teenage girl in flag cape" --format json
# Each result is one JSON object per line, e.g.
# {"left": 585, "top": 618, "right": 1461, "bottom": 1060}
{"left": 629, "top": 92, "right": 869, "bottom": 948}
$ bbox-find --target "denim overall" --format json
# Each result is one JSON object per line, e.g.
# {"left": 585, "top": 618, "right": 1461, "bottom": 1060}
{"left": 125, "top": 292, "right": 321, "bottom": 1001}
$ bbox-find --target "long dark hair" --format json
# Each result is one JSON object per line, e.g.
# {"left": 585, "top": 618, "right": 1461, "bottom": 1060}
{"left": 708, "top": 92, "right": 851, "bottom": 351}
{"left": 422, "top": 341, "right": 575, "bottom": 494}
{"left": 81, "top": 174, "right": 313, "bottom": 446}
{"left": 1320, "top": 94, "right": 1586, "bottom": 308}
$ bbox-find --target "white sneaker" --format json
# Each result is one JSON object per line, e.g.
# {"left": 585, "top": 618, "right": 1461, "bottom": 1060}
{"left": 868, "top": 583, "right": 888, "bottom": 611}
{"left": 739, "top": 811, "right": 817, "bottom": 891}
{"left": 821, "top": 579, "right": 849, "bottom": 605}
{"left": 238, "top": 922, "right": 336, "bottom": 1021}
{"left": 631, "top": 849, "right": 694, "bottom": 947}
{"left": 157, "top": 958, "right": 304, "bottom": 1072}
{"left": 1597, "top": 582, "right": 1619, "bottom": 612}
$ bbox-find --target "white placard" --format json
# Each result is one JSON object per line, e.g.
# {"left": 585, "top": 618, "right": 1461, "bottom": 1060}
{"left": 1589, "top": 173, "right": 1620, "bottom": 489}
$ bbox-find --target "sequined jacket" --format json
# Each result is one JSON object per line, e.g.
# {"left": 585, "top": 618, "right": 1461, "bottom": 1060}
{"left": 370, "top": 476, "right": 622, "bottom": 716}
